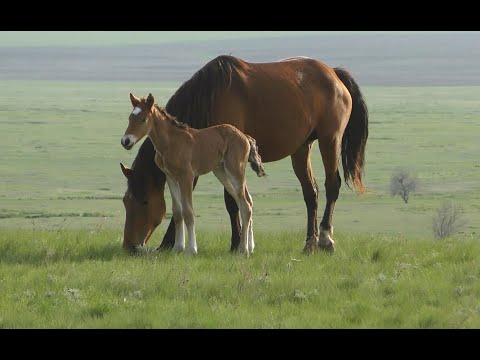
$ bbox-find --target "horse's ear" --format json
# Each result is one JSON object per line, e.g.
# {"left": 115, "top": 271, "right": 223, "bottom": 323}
{"left": 146, "top": 93, "right": 155, "bottom": 109}
{"left": 120, "top": 163, "right": 133, "bottom": 179}
{"left": 130, "top": 93, "right": 140, "bottom": 107}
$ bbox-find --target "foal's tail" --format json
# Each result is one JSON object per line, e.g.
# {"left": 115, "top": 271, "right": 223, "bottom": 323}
{"left": 246, "top": 135, "right": 266, "bottom": 177}
{"left": 334, "top": 67, "right": 369, "bottom": 193}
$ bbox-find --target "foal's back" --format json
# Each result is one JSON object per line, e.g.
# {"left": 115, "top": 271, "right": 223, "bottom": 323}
{"left": 187, "top": 124, "right": 250, "bottom": 176}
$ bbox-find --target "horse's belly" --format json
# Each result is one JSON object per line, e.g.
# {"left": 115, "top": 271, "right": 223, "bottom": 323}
{"left": 211, "top": 92, "right": 314, "bottom": 162}
{"left": 250, "top": 123, "right": 312, "bottom": 162}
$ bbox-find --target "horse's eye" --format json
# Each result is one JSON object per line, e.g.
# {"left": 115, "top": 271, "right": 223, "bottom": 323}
{"left": 143, "top": 200, "right": 149, "bottom": 206}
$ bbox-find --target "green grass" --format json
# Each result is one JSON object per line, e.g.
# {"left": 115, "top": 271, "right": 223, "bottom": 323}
{"left": 0, "top": 228, "right": 478, "bottom": 328}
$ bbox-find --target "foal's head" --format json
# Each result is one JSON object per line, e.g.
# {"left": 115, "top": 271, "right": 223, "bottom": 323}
{"left": 121, "top": 93, "right": 156, "bottom": 150}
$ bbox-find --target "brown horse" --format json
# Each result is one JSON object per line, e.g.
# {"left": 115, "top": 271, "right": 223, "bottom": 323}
{"left": 120, "top": 140, "right": 166, "bottom": 249}
{"left": 121, "top": 93, "right": 266, "bottom": 255}
{"left": 120, "top": 55, "right": 368, "bottom": 253}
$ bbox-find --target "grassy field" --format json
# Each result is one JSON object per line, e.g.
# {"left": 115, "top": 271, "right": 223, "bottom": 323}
{"left": 0, "top": 228, "right": 479, "bottom": 328}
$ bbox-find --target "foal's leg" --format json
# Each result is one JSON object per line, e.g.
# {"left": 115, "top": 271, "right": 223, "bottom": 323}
{"left": 244, "top": 186, "right": 254, "bottom": 253}
{"left": 317, "top": 135, "right": 341, "bottom": 252}
{"left": 224, "top": 167, "right": 252, "bottom": 256}
{"left": 290, "top": 141, "right": 320, "bottom": 253}
{"left": 179, "top": 175, "right": 198, "bottom": 256}
{"left": 213, "top": 168, "right": 247, "bottom": 253}
{"left": 166, "top": 177, "right": 185, "bottom": 252}
{"left": 224, "top": 190, "right": 241, "bottom": 252}
{"left": 158, "top": 177, "right": 199, "bottom": 251}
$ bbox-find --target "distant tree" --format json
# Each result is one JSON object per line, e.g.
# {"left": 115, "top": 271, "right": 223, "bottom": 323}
{"left": 390, "top": 168, "right": 417, "bottom": 203}
{"left": 433, "top": 202, "right": 467, "bottom": 240}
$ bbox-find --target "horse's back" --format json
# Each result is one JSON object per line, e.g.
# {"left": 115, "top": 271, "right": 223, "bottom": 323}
{"left": 209, "top": 57, "right": 346, "bottom": 162}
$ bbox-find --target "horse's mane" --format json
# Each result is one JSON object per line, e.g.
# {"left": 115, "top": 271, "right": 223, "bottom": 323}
{"left": 165, "top": 55, "right": 251, "bottom": 129}
{"left": 128, "top": 138, "right": 166, "bottom": 199}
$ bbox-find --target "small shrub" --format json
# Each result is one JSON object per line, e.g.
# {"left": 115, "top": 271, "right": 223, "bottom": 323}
{"left": 432, "top": 201, "right": 466, "bottom": 240}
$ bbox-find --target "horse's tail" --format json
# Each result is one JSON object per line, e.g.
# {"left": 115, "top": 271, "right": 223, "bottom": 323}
{"left": 334, "top": 67, "right": 369, "bottom": 193}
{"left": 246, "top": 135, "right": 266, "bottom": 177}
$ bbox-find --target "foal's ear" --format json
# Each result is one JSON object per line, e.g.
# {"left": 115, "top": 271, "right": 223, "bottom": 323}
{"left": 120, "top": 163, "right": 133, "bottom": 179}
{"left": 146, "top": 93, "right": 155, "bottom": 109}
{"left": 130, "top": 93, "right": 141, "bottom": 107}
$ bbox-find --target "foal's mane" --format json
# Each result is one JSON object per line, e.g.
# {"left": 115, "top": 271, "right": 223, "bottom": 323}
{"left": 155, "top": 104, "right": 189, "bottom": 130}
{"left": 165, "top": 55, "right": 251, "bottom": 129}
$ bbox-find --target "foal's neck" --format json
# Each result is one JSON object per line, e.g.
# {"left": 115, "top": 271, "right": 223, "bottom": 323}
{"left": 148, "top": 106, "right": 185, "bottom": 154}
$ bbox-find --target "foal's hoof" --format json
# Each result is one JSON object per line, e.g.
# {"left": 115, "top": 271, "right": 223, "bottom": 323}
{"left": 156, "top": 242, "right": 174, "bottom": 252}
{"left": 302, "top": 237, "right": 318, "bottom": 254}
{"left": 238, "top": 248, "right": 250, "bottom": 257}
{"left": 186, "top": 247, "right": 198, "bottom": 256}
{"left": 172, "top": 245, "right": 185, "bottom": 253}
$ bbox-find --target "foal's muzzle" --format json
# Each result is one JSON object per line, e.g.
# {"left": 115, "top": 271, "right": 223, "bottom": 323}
{"left": 121, "top": 135, "right": 135, "bottom": 150}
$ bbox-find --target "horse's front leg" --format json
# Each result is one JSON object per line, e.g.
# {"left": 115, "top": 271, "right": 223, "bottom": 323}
{"left": 291, "top": 142, "right": 320, "bottom": 254}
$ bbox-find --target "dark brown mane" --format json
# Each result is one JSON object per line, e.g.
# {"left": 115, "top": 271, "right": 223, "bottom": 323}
{"left": 165, "top": 55, "right": 251, "bottom": 129}
{"left": 128, "top": 137, "right": 166, "bottom": 199}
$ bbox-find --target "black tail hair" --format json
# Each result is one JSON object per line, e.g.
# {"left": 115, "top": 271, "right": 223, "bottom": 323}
{"left": 334, "top": 67, "right": 369, "bottom": 193}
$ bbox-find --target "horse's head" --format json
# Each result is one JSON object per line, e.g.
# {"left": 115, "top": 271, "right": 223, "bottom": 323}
{"left": 121, "top": 93, "right": 155, "bottom": 150}
{"left": 120, "top": 160, "right": 166, "bottom": 251}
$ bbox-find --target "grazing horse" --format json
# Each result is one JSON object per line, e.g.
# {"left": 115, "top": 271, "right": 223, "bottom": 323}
{"left": 121, "top": 93, "right": 266, "bottom": 255}
{"left": 120, "top": 55, "right": 368, "bottom": 254}
{"left": 119, "top": 139, "right": 166, "bottom": 250}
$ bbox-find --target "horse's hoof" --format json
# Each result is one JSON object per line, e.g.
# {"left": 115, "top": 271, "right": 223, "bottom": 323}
{"left": 302, "top": 237, "right": 318, "bottom": 254}
{"left": 318, "top": 233, "right": 335, "bottom": 253}
{"left": 318, "top": 241, "right": 335, "bottom": 253}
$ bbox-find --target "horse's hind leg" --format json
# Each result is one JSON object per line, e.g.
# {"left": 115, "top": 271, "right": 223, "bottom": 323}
{"left": 317, "top": 135, "right": 341, "bottom": 253}
{"left": 291, "top": 141, "right": 320, "bottom": 254}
